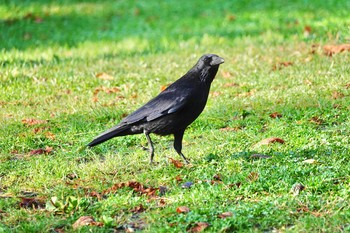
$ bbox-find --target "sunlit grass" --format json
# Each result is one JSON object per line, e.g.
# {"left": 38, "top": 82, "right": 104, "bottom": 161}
{"left": 1, "top": 0, "right": 350, "bottom": 232}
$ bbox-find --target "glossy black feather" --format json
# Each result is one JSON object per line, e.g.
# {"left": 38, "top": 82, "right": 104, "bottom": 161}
{"left": 87, "top": 54, "right": 224, "bottom": 163}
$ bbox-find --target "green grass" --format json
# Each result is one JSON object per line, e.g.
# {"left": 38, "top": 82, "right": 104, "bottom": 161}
{"left": 1, "top": 0, "right": 350, "bottom": 232}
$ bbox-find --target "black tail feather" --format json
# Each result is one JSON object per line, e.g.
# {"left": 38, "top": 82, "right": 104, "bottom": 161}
{"left": 87, "top": 124, "right": 130, "bottom": 147}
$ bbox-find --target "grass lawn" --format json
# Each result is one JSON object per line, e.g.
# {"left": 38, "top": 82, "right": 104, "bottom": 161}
{"left": 1, "top": 0, "right": 350, "bottom": 232}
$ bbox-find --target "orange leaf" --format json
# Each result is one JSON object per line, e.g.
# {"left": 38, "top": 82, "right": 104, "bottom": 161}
{"left": 160, "top": 84, "right": 170, "bottom": 92}
{"left": 96, "top": 72, "right": 114, "bottom": 80}
{"left": 176, "top": 206, "right": 190, "bottom": 213}
{"left": 45, "top": 131, "right": 56, "bottom": 140}
{"left": 269, "top": 112, "right": 282, "bottom": 119}
{"left": 218, "top": 212, "right": 233, "bottom": 218}
{"left": 256, "top": 137, "right": 285, "bottom": 146}
{"left": 72, "top": 216, "right": 103, "bottom": 229}
{"left": 187, "top": 222, "right": 209, "bottom": 232}
{"left": 22, "top": 118, "right": 47, "bottom": 126}
{"left": 323, "top": 44, "right": 350, "bottom": 56}
{"left": 169, "top": 158, "right": 184, "bottom": 168}
{"left": 272, "top": 61, "right": 293, "bottom": 70}
{"left": 175, "top": 175, "right": 183, "bottom": 182}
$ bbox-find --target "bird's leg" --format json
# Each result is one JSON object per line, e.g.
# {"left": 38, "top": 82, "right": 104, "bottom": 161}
{"left": 144, "top": 130, "right": 154, "bottom": 164}
{"left": 173, "top": 130, "right": 190, "bottom": 164}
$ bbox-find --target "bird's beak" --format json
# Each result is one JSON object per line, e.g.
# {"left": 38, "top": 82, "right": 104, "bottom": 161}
{"left": 210, "top": 56, "right": 225, "bottom": 66}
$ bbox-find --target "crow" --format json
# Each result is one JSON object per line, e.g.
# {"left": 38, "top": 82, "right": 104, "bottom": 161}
{"left": 88, "top": 54, "right": 224, "bottom": 163}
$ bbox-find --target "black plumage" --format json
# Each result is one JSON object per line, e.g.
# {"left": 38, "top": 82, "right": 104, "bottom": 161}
{"left": 88, "top": 54, "right": 224, "bottom": 163}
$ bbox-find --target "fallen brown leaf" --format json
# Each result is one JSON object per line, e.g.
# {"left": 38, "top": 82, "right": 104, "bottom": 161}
{"left": 221, "top": 71, "right": 232, "bottom": 78}
{"left": 304, "top": 25, "right": 312, "bottom": 37}
{"left": 270, "top": 112, "right": 282, "bottom": 119}
{"left": 175, "top": 175, "right": 183, "bottom": 183}
{"left": 256, "top": 137, "right": 285, "bottom": 146}
{"left": 131, "top": 204, "right": 146, "bottom": 213}
{"left": 169, "top": 158, "right": 184, "bottom": 168}
{"left": 213, "top": 174, "right": 222, "bottom": 181}
{"left": 211, "top": 91, "right": 222, "bottom": 97}
{"left": 323, "top": 44, "right": 350, "bottom": 56}
{"left": 272, "top": 61, "right": 293, "bottom": 70}
{"left": 332, "top": 91, "right": 345, "bottom": 99}
{"left": 218, "top": 212, "right": 233, "bottom": 219}
{"left": 158, "top": 198, "right": 167, "bottom": 207}
{"left": 29, "top": 146, "right": 53, "bottom": 156}
{"left": 96, "top": 72, "right": 114, "bottom": 80}
{"left": 72, "top": 216, "right": 103, "bottom": 229}
{"left": 19, "top": 197, "right": 46, "bottom": 209}
{"left": 176, "top": 206, "right": 190, "bottom": 214}
{"left": 219, "top": 126, "right": 241, "bottom": 132}
{"left": 310, "top": 116, "right": 324, "bottom": 125}
{"left": 45, "top": 131, "right": 56, "bottom": 140}
{"left": 187, "top": 222, "right": 209, "bottom": 232}
{"left": 22, "top": 118, "right": 47, "bottom": 126}
{"left": 223, "top": 82, "right": 239, "bottom": 87}
{"left": 247, "top": 172, "right": 259, "bottom": 182}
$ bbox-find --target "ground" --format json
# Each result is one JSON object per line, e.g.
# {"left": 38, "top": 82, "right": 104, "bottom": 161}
{"left": 0, "top": 0, "right": 350, "bottom": 232}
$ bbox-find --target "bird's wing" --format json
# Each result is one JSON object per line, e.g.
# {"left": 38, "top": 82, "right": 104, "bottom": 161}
{"left": 121, "top": 87, "right": 192, "bottom": 124}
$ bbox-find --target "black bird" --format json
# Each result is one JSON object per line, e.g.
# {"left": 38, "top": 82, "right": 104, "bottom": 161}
{"left": 88, "top": 54, "right": 224, "bottom": 163}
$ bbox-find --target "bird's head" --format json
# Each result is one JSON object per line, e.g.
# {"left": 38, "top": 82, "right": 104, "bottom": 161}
{"left": 195, "top": 54, "right": 224, "bottom": 83}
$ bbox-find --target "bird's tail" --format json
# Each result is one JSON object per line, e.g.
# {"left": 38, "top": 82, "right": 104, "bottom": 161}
{"left": 87, "top": 124, "right": 130, "bottom": 147}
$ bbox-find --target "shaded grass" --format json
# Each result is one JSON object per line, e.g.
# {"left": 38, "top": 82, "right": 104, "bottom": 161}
{"left": 1, "top": 0, "right": 350, "bottom": 232}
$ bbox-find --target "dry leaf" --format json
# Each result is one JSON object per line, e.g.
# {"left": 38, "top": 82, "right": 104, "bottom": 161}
{"left": 29, "top": 146, "right": 53, "bottom": 156}
{"left": 218, "top": 212, "right": 233, "bottom": 218}
{"left": 213, "top": 174, "right": 222, "bottom": 181}
{"left": 323, "top": 44, "right": 350, "bottom": 56}
{"left": 256, "top": 137, "right": 285, "bottom": 146}
{"left": 221, "top": 71, "right": 232, "bottom": 78}
{"left": 211, "top": 91, "right": 222, "bottom": 97}
{"left": 22, "top": 118, "right": 47, "bottom": 126}
{"left": 304, "top": 25, "right": 312, "bottom": 37}
{"left": 220, "top": 126, "right": 241, "bottom": 132}
{"left": 19, "top": 197, "right": 46, "bottom": 209}
{"left": 176, "top": 206, "right": 190, "bottom": 213}
{"left": 45, "top": 132, "right": 56, "bottom": 140}
{"left": 96, "top": 72, "right": 114, "bottom": 80}
{"left": 247, "top": 172, "right": 259, "bottom": 182}
{"left": 272, "top": 61, "right": 293, "bottom": 70}
{"left": 131, "top": 204, "right": 146, "bottom": 213}
{"left": 175, "top": 175, "right": 183, "bottom": 182}
{"left": 332, "top": 91, "right": 345, "bottom": 99}
{"left": 310, "top": 116, "right": 324, "bottom": 125}
{"left": 158, "top": 198, "right": 166, "bottom": 207}
{"left": 169, "top": 158, "right": 184, "bottom": 168}
{"left": 270, "top": 112, "right": 282, "bottom": 118}
{"left": 224, "top": 82, "right": 239, "bottom": 87}
{"left": 72, "top": 216, "right": 103, "bottom": 229}
{"left": 187, "top": 222, "right": 209, "bottom": 232}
